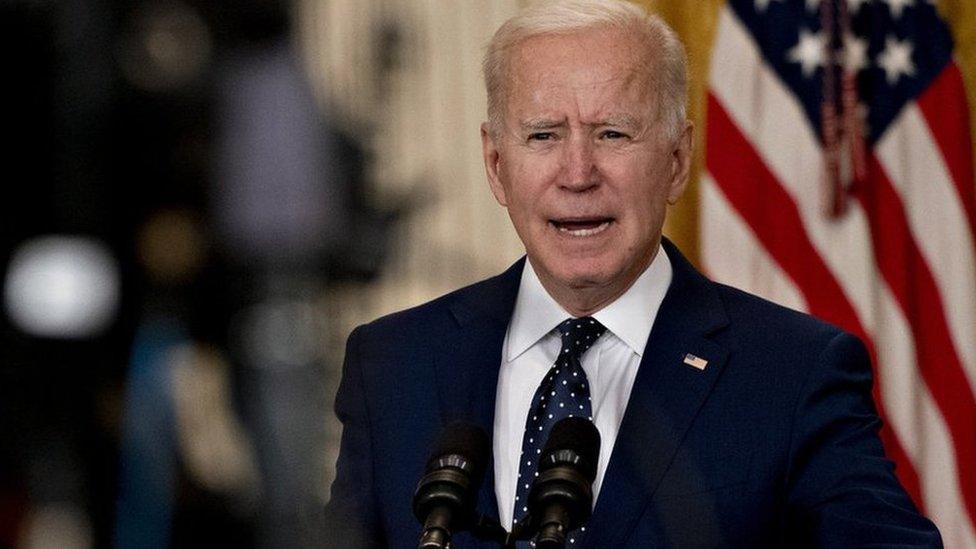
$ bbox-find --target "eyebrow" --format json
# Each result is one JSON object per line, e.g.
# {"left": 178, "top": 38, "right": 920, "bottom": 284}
{"left": 520, "top": 118, "right": 565, "bottom": 130}
{"left": 518, "top": 115, "right": 641, "bottom": 131}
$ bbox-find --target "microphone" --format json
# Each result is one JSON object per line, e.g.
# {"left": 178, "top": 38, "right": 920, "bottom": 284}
{"left": 527, "top": 417, "right": 601, "bottom": 549}
{"left": 412, "top": 421, "right": 490, "bottom": 549}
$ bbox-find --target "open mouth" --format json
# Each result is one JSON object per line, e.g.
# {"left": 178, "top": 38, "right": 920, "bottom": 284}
{"left": 549, "top": 217, "right": 614, "bottom": 237}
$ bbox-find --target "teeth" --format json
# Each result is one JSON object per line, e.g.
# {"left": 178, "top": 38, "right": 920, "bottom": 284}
{"left": 557, "top": 221, "right": 611, "bottom": 236}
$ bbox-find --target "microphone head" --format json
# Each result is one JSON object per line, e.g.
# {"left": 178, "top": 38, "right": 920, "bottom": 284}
{"left": 425, "top": 421, "right": 490, "bottom": 482}
{"left": 413, "top": 422, "right": 491, "bottom": 544}
{"left": 527, "top": 418, "right": 602, "bottom": 545}
{"left": 539, "top": 417, "right": 601, "bottom": 482}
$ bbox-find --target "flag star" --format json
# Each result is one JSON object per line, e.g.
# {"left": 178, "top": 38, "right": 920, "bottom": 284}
{"left": 877, "top": 36, "right": 916, "bottom": 84}
{"left": 883, "top": 0, "right": 914, "bottom": 18}
{"left": 754, "top": 0, "right": 784, "bottom": 11}
{"left": 788, "top": 28, "right": 826, "bottom": 78}
{"left": 842, "top": 33, "right": 869, "bottom": 73}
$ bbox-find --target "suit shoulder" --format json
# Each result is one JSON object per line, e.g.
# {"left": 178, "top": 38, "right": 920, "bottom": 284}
{"left": 707, "top": 283, "right": 872, "bottom": 396}
{"left": 713, "top": 282, "right": 850, "bottom": 350}
{"left": 350, "top": 266, "right": 518, "bottom": 346}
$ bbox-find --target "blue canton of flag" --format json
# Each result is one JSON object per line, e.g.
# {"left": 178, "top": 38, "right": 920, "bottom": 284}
{"left": 729, "top": 0, "right": 954, "bottom": 144}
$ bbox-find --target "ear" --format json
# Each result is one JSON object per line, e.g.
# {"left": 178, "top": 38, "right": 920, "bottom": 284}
{"left": 481, "top": 122, "right": 509, "bottom": 207}
{"left": 666, "top": 120, "right": 694, "bottom": 205}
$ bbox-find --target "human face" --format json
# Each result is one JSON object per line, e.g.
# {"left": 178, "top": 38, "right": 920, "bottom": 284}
{"left": 482, "top": 27, "right": 692, "bottom": 314}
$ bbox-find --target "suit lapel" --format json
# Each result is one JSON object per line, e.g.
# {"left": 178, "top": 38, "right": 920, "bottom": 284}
{"left": 582, "top": 240, "right": 730, "bottom": 548}
{"left": 432, "top": 258, "right": 524, "bottom": 536}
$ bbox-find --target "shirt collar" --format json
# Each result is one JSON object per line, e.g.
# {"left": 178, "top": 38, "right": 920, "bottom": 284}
{"left": 506, "top": 258, "right": 570, "bottom": 362}
{"left": 592, "top": 245, "right": 672, "bottom": 357}
{"left": 506, "top": 243, "right": 673, "bottom": 361}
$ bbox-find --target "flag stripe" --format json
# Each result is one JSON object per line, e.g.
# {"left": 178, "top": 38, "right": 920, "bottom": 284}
{"left": 867, "top": 262, "right": 976, "bottom": 549}
{"left": 876, "top": 104, "right": 976, "bottom": 397}
{"left": 915, "top": 386, "right": 976, "bottom": 548}
{"left": 858, "top": 153, "right": 976, "bottom": 523}
{"left": 700, "top": 174, "right": 808, "bottom": 314}
{"left": 705, "top": 92, "right": 924, "bottom": 507}
{"left": 916, "top": 63, "right": 976, "bottom": 244}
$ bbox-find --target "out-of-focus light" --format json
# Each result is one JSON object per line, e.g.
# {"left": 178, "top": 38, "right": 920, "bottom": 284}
{"left": 233, "top": 299, "right": 325, "bottom": 370}
{"left": 118, "top": 2, "right": 212, "bottom": 92}
{"left": 19, "top": 504, "right": 92, "bottom": 549}
{"left": 137, "top": 208, "right": 205, "bottom": 284}
{"left": 169, "top": 343, "right": 259, "bottom": 501}
{"left": 3, "top": 236, "right": 120, "bottom": 339}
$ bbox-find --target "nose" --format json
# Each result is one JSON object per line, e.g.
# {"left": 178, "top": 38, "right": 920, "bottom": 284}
{"left": 560, "top": 135, "right": 599, "bottom": 192}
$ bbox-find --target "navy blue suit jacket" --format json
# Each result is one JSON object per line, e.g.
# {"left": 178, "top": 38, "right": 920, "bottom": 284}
{"left": 324, "top": 239, "right": 941, "bottom": 547}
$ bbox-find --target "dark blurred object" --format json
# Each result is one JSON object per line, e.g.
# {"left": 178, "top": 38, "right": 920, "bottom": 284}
{"left": 1, "top": 0, "right": 396, "bottom": 547}
{"left": 212, "top": 40, "right": 348, "bottom": 271}
{"left": 1, "top": 1, "right": 129, "bottom": 546}
{"left": 210, "top": 33, "right": 353, "bottom": 548}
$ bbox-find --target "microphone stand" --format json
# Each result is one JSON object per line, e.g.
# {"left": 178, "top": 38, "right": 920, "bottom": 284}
{"left": 469, "top": 513, "right": 534, "bottom": 549}
{"left": 504, "top": 516, "right": 534, "bottom": 548}
{"left": 471, "top": 514, "right": 511, "bottom": 546}
{"left": 454, "top": 512, "right": 580, "bottom": 549}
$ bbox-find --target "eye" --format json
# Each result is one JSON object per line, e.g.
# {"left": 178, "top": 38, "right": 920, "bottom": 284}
{"left": 528, "top": 132, "right": 555, "bottom": 141}
{"left": 601, "top": 130, "right": 628, "bottom": 140}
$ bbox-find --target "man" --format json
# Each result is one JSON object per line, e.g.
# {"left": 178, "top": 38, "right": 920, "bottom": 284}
{"left": 325, "top": 1, "right": 941, "bottom": 547}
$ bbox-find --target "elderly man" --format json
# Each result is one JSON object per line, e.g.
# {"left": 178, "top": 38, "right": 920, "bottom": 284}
{"left": 325, "top": 1, "right": 941, "bottom": 547}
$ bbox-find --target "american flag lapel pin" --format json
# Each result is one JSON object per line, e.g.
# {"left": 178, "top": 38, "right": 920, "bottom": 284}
{"left": 683, "top": 353, "right": 708, "bottom": 371}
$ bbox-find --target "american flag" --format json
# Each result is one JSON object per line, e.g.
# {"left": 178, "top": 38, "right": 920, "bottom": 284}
{"left": 701, "top": 0, "right": 976, "bottom": 544}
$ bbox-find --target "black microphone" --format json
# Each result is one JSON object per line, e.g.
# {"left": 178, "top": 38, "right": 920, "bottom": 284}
{"left": 412, "top": 421, "right": 490, "bottom": 549}
{"left": 527, "top": 417, "right": 601, "bottom": 549}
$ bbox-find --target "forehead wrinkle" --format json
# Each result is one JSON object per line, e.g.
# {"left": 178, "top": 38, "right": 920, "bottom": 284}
{"left": 573, "top": 69, "right": 657, "bottom": 126}
{"left": 502, "top": 30, "right": 662, "bottom": 132}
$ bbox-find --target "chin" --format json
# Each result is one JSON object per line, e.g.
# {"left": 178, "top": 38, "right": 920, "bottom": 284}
{"left": 531, "top": 240, "right": 629, "bottom": 288}
{"left": 552, "top": 261, "right": 619, "bottom": 290}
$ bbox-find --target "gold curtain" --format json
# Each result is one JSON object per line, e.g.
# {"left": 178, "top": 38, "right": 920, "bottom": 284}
{"left": 938, "top": 0, "right": 976, "bottom": 180}
{"left": 635, "top": 0, "right": 725, "bottom": 268}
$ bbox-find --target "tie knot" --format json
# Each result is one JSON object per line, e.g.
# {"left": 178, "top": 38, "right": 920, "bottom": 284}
{"left": 557, "top": 317, "right": 607, "bottom": 359}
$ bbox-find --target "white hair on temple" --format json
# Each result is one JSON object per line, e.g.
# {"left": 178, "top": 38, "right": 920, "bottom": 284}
{"left": 483, "top": 0, "right": 688, "bottom": 140}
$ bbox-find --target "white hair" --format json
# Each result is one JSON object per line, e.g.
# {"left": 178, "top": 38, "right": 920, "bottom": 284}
{"left": 483, "top": 0, "right": 688, "bottom": 140}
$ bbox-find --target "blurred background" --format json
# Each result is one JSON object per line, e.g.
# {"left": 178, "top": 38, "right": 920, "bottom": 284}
{"left": 0, "top": 0, "right": 974, "bottom": 547}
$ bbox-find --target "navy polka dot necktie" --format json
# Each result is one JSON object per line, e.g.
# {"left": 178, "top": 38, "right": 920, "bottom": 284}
{"left": 512, "top": 317, "right": 606, "bottom": 539}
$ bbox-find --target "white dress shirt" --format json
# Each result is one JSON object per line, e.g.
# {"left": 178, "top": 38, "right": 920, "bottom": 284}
{"left": 493, "top": 244, "right": 673, "bottom": 528}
